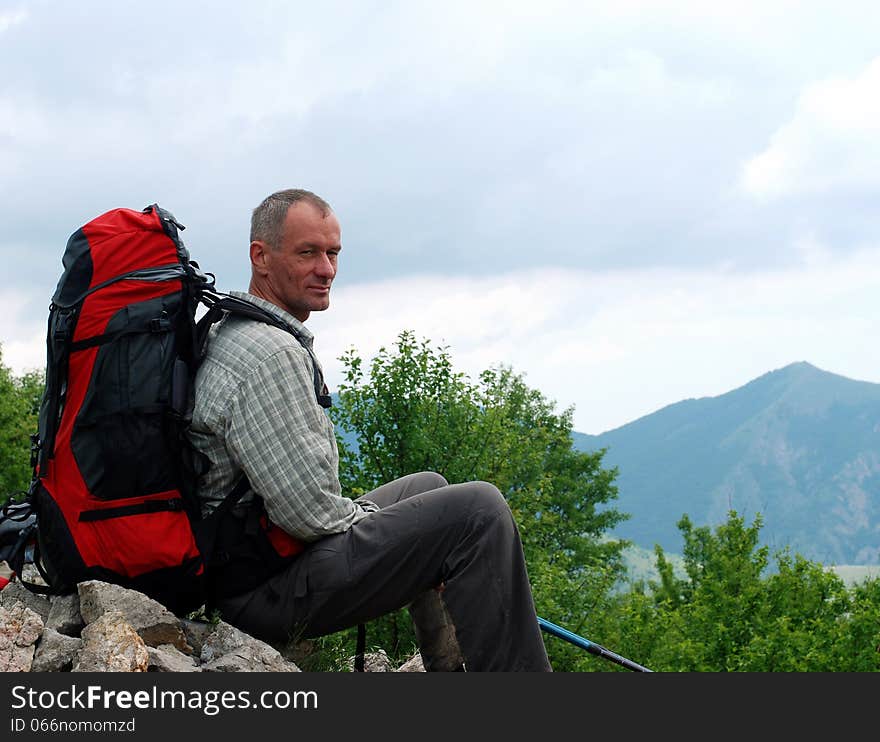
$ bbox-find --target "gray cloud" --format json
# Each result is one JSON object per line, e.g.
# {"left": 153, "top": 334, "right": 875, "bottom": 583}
{"left": 3, "top": 3, "right": 879, "bottom": 283}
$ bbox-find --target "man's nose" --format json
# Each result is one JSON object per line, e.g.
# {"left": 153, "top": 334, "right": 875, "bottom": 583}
{"left": 315, "top": 252, "right": 336, "bottom": 278}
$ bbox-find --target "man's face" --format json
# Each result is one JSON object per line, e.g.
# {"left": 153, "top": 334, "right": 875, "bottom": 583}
{"left": 259, "top": 201, "right": 341, "bottom": 322}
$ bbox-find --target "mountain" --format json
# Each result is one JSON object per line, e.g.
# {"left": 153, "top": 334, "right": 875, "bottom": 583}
{"left": 573, "top": 362, "right": 880, "bottom": 566}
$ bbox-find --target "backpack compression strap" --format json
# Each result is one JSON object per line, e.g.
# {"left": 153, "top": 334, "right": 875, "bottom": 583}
{"left": 0, "top": 499, "right": 54, "bottom": 596}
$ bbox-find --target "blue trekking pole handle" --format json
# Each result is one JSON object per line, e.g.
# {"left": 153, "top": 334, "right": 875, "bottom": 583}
{"left": 537, "top": 616, "right": 653, "bottom": 673}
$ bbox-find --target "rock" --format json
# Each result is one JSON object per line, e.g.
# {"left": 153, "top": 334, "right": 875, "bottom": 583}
{"left": 77, "top": 581, "right": 191, "bottom": 652}
{"left": 147, "top": 644, "right": 202, "bottom": 672}
{"left": 180, "top": 618, "right": 215, "bottom": 656}
{"left": 72, "top": 609, "right": 149, "bottom": 672}
{"left": 347, "top": 648, "right": 395, "bottom": 672}
{"left": 397, "top": 652, "right": 426, "bottom": 672}
{"left": 32, "top": 628, "right": 82, "bottom": 672}
{"left": 45, "top": 592, "right": 83, "bottom": 636}
{"left": 0, "top": 602, "right": 44, "bottom": 672}
{"left": 200, "top": 621, "right": 301, "bottom": 672}
{"left": 0, "top": 580, "right": 51, "bottom": 623}
{"left": 0, "top": 578, "right": 428, "bottom": 673}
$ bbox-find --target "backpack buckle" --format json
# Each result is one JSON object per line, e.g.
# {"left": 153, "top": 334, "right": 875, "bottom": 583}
{"left": 29, "top": 434, "right": 41, "bottom": 471}
{"left": 150, "top": 316, "right": 171, "bottom": 333}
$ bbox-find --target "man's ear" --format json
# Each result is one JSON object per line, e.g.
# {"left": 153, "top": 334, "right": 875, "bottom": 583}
{"left": 250, "top": 240, "right": 270, "bottom": 276}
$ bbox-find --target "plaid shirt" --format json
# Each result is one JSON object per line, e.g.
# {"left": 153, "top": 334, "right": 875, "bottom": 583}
{"left": 188, "top": 291, "right": 378, "bottom": 541}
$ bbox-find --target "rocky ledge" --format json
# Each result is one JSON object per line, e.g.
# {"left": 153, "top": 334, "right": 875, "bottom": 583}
{"left": 0, "top": 573, "right": 423, "bottom": 673}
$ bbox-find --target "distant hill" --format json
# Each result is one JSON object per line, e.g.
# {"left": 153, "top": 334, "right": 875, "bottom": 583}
{"left": 620, "top": 543, "right": 880, "bottom": 588}
{"left": 573, "top": 362, "right": 880, "bottom": 566}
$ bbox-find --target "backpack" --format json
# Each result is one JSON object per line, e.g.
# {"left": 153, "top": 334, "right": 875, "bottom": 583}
{"left": 0, "top": 204, "right": 330, "bottom": 615}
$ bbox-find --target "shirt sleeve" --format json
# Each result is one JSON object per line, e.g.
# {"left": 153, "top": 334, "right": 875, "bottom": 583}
{"left": 223, "top": 344, "right": 374, "bottom": 541}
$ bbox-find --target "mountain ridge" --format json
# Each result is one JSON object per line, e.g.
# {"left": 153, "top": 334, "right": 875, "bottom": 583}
{"left": 572, "top": 361, "right": 880, "bottom": 566}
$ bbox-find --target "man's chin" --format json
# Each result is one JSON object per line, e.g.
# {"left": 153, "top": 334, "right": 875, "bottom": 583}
{"left": 289, "top": 298, "right": 329, "bottom": 322}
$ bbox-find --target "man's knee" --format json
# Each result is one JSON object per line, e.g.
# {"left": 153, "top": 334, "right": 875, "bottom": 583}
{"left": 422, "top": 479, "right": 511, "bottom": 528}
{"left": 465, "top": 480, "right": 512, "bottom": 519}
{"left": 417, "top": 471, "right": 449, "bottom": 492}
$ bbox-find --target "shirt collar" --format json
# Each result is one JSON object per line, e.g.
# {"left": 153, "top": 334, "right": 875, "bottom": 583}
{"left": 228, "top": 290, "right": 314, "bottom": 344}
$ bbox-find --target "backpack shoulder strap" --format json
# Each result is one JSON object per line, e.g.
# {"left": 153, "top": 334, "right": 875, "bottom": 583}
{"left": 195, "top": 291, "right": 332, "bottom": 408}
{"left": 192, "top": 474, "right": 252, "bottom": 560}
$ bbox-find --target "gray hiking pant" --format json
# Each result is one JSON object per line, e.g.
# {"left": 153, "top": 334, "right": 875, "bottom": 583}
{"left": 215, "top": 472, "right": 552, "bottom": 671}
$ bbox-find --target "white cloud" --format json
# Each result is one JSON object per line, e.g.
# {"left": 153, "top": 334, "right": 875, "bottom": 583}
{"left": 3, "top": 236, "right": 878, "bottom": 438}
{"left": 742, "top": 57, "right": 880, "bottom": 199}
{"left": 310, "top": 246, "right": 880, "bottom": 434}
{"left": 0, "top": 288, "right": 47, "bottom": 375}
{"left": 0, "top": 8, "right": 27, "bottom": 34}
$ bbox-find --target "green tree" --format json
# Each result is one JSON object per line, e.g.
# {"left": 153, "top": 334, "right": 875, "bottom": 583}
{"left": 738, "top": 551, "right": 851, "bottom": 671}
{"left": 0, "top": 345, "right": 44, "bottom": 503}
{"left": 326, "top": 331, "right": 627, "bottom": 669}
{"left": 673, "top": 512, "right": 770, "bottom": 669}
{"left": 604, "top": 510, "right": 880, "bottom": 671}
{"left": 829, "top": 576, "right": 880, "bottom": 672}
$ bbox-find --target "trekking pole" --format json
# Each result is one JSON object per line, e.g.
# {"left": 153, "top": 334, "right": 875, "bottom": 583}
{"left": 537, "top": 616, "right": 653, "bottom": 672}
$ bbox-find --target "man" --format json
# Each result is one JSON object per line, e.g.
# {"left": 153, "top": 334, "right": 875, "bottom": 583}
{"left": 189, "top": 188, "right": 551, "bottom": 671}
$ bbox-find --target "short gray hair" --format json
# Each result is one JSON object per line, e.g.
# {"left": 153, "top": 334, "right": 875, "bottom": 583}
{"left": 250, "top": 189, "right": 333, "bottom": 249}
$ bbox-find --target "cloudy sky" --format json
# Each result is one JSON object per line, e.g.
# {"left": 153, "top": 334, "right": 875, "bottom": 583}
{"left": 1, "top": 0, "right": 878, "bottom": 434}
